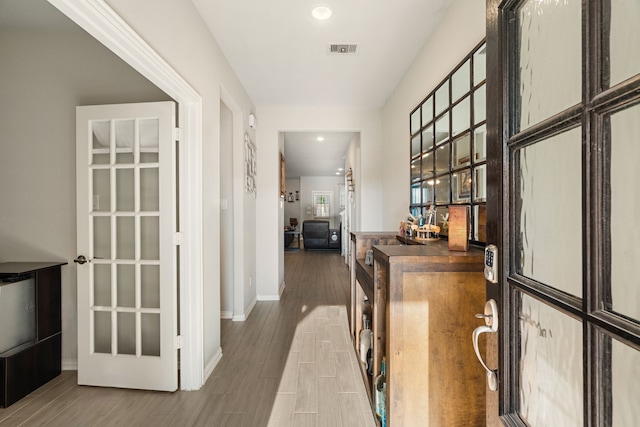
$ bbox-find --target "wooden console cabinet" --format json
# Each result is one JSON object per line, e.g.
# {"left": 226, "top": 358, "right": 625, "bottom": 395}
{"left": 0, "top": 262, "right": 66, "bottom": 408}
{"left": 375, "top": 242, "right": 486, "bottom": 426}
{"left": 350, "top": 234, "right": 487, "bottom": 426}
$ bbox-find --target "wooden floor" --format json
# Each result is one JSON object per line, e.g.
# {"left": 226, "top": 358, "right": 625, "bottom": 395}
{"left": 0, "top": 250, "right": 376, "bottom": 426}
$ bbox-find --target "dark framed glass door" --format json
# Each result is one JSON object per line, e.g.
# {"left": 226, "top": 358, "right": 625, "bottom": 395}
{"left": 486, "top": 0, "right": 640, "bottom": 425}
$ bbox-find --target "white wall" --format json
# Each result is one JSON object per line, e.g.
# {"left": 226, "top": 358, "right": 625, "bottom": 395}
{"left": 380, "top": 0, "right": 486, "bottom": 229}
{"left": 105, "top": 0, "right": 257, "bottom": 374}
{"left": 255, "top": 106, "right": 382, "bottom": 300}
{"left": 0, "top": 29, "right": 172, "bottom": 368}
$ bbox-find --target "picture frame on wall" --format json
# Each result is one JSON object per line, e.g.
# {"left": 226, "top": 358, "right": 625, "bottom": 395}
{"left": 245, "top": 134, "right": 257, "bottom": 197}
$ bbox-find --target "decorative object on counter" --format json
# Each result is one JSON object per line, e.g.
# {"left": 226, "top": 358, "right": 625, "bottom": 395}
{"left": 402, "top": 206, "right": 440, "bottom": 241}
{"left": 440, "top": 212, "right": 450, "bottom": 234}
{"left": 287, "top": 192, "right": 294, "bottom": 202}
{"left": 416, "top": 205, "right": 440, "bottom": 240}
{"left": 415, "top": 223, "right": 440, "bottom": 241}
{"left": 364, "top": 249, "right": 374, "bottom": 266}
{"left": 448, "top": 205, "right": 470, "bottom": 251}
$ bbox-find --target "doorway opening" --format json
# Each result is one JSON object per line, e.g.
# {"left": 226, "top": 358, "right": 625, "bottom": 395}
{"left": 282, "top": 131, "right": 359, "bottom": 259}
{"left": 219, "top": 100, "right": 234, "bottom": 321}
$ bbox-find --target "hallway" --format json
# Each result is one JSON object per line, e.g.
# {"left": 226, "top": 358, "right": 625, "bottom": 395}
{"left": 0, "top": 251, "right": 376, "bottom": 426}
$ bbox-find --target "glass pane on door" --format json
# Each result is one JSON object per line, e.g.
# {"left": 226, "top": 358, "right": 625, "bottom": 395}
{"left": 92, "top": 169, "right": 110, "bottom": 212}
{"left": 117, "top": 312, "right": 136, "bottom": 355}
{"left": 115, "top": 120, "right": 135, "bottom": 164}
{"left": 518, "top": 0, "right": 581, "bottom": 130}
{"left": 93, "top": 264, "right": 111, "bottom": 307}
{"left": 608, "top": 0, "right": 640, "bottom": 88}
{"left": 519, "top": 293, "right": 583, "bottom": 426}
{"left": 141, "top": 313, "right": 161, "bottom": 356}
{"left": 89, "top": 117, "right": 163, "bottom": 360}
{"left": 515, "top": 128, "right": 582, "bottom": 297}
{"left": 612, "top": 338, "right": 640, "bottom": 426}
{"left": 139, "top": 118, "right": 159, "bottom": 163}
{"left": 141, "top": 265, "right": 160, "bottom": 309}
{"left": 94, "top": 311, "right": 111, "bottom": 354}
{"left": 116, "top": 169, "right": 134, "bottom": 212}
{"left": 609, "top": 103, "right": 640, "bottom": 320}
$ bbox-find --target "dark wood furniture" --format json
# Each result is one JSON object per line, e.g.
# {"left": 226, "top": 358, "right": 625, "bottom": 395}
{"left": 0, "top": 262, "right": 66, "bottom": 408}
{"left": 373, "top": 242, "right": 486, "bottom": 426}
{"left": 302, "top": 220, "right": 340, "bottom": 250}
{"left": 284, "top": 230, "right": 301, "bottom": 252}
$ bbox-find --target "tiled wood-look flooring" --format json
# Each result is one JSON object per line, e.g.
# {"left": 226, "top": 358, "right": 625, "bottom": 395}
{"left": 0, "top": 250, "right": 376, "bottom": 426}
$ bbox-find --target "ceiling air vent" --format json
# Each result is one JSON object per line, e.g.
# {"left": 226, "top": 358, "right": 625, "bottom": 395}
{"left": 329, "top": 44, "right": 358, "bottom": 55}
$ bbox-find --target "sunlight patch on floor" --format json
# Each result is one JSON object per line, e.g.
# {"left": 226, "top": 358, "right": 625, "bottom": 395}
{"left": 267, "top": 305, "right": 377, "bottom": 427}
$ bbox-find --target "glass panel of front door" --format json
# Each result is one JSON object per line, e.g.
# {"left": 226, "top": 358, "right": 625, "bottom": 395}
{"left": 515, "top": 127, "right": 582, "bottom": 297}
{"left": 609, "top": 102, "right": 640, "bottom": 321}
{"left": 517, "top": 0, "right": 581, "bottom": 131}
{"left": 519, "top": 293, "right": 583, "bottom": 426}
{"left": 608, "top": 0, "right": 640, "bottom": 88}
{"left": 89, "top": 118, "right": 161, "bottom": 356}
{"left": 612, "top": 338, "right": 640, "bottom": 425}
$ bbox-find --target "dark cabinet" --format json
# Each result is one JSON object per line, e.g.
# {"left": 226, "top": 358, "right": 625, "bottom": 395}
{"left": 0, "top": 262, "right": 66, "bottom": 408}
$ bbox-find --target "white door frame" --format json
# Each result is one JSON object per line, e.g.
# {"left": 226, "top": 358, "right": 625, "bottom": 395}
{"left": 49, "top": 0, "right": 204, "bottom": 390}
{"left": 220, "top": 86, "right": 246, "bottom": 322}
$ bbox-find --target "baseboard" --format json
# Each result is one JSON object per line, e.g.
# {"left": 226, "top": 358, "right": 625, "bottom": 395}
{"left": 62, "top": 359, "right": 78, "bottom": 371}
{"left": 232, "top": 296, "right": 257, "bottom": 321}
{"left": 204, "top": 347, "right": 223, "bottom": 382}
{"left": 257, "top": 281, "right": 285, "bottom": 301}
{"left": 220, "top": 310, "right": 233, "bottom": 319}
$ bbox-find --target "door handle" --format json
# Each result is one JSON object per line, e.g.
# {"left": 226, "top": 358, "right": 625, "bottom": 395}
{"left": 472, "top": 299, "right": 498, "bottom": 391}
{"left": 74, "top": 255, "right": 89, "bottom": 264}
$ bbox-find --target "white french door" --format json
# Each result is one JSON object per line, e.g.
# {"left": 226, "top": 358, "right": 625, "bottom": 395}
{"left": 75, "top": 101, "right": 178, "bottom": 391}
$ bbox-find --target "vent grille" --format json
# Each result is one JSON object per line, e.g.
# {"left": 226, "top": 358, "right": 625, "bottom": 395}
{"left": 329, "top": 44, "right": 358, "bottom": 54}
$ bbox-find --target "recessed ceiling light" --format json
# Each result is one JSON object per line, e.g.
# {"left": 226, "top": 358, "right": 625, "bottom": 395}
{"left": 338, "top": 168, "right": 344, "bottom": 171}
{"left": 316, "top": 136, "right": 325, "bottom": 142}
{"left": 312, "top": 5, "right": 332, "bottom": 21}
{"left": 336, "top": 172, "right": 340, "bottom": 175}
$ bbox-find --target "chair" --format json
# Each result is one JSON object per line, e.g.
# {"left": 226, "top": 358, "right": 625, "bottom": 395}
{"left": 289, "top": 218, "right": 298, "bottom": 230}
{"left": 302, "top": 220, "right": 335, "bottom": 250}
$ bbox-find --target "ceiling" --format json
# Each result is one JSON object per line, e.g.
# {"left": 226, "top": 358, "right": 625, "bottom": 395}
{"left": 283, "top": 132, "right": 354, "bottom": 178}
{"left": 193, "top": 0, "right": 453, "bottom": 177}
{"left": 2, "top": 0, "right": 453, "bottom": 178}
{"left": 193, "top": 0, "right": 452, "bottom": 108}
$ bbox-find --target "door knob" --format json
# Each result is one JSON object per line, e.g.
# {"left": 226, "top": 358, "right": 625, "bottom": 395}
{"left": 472, "top": 299, "right": 498, "bottom": 391}
{"left": 74, "top": 255, "right": 89, "bottom": 264}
